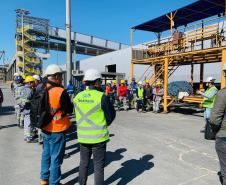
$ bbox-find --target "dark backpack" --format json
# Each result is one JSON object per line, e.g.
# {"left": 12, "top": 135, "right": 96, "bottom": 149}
{"left": 30, "top": 85, "right": 58, "bottom": 129}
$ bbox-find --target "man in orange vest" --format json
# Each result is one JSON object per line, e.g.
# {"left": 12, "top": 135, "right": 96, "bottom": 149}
{"left": 40, "top": 64, "right": 73, "bottom": 185}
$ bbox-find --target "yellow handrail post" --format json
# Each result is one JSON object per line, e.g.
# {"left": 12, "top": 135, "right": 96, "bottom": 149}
{"left": 221, "top": 48, "right": 226, "bottom": 88}
{"left": 200, "top": 63, "right": 204, "bottom": 90}
{"left": 163, "top": 58, "right": 169, "bottom": 113}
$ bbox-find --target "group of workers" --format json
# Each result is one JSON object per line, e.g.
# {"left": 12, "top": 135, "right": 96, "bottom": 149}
{"left": 12, "top": 73, "right": 43, "bottom": 143}
{"left": 105, "top": 78, "right": 164, "bottom": 113}
{"left": 9, "top": 65, "right": 226, "bottom": 185}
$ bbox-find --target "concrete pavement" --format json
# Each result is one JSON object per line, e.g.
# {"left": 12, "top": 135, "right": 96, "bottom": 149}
{"left": 0, "top": 84, "right": 220, "bottom": 185}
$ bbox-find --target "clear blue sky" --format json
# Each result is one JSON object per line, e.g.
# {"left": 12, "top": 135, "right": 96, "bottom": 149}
{"left": 0, "top": 0, "right": 196, "bottom": 66}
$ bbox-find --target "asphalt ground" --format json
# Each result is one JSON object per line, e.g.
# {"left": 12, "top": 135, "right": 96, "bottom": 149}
{"left": 0, "top": 84, "right": 220, "bottom": 185}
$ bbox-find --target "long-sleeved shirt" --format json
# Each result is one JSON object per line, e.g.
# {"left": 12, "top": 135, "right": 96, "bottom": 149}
{"left": 210, "top": 88, "right": 226, "bottom": 138}
{"left": 201, "top": 87, "right": 218, "bottom": 99}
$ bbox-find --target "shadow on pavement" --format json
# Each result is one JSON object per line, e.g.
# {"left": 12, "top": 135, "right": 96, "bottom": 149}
{"left": 105, "top": 154, "right": 154, "bottom": 185}
{"left": 0, "top": 106, "right": 15, "bottom": 116}
{"left": 0, "top": 123, "right": 17, "bottom": 130}
{"left": 63, "top": 148, "right": 127, "bottom": 185}
{"left": 170, "top": 107, "right": 203, "bottom": 117}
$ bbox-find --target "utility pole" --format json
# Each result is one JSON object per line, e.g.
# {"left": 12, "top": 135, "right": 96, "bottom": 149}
{"left": 66, "top": 0, "right": 72, "bottom": 84}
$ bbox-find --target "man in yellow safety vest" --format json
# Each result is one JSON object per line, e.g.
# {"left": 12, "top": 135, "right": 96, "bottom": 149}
{"left": 73, "top": 69, "right": 116, "bottom": 185}
{"left": 197, "top": 76, "right": 218, "bottom": 134}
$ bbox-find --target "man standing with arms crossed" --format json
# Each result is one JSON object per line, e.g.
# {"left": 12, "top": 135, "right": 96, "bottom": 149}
{"left": 73, "top": 69, "right": 116, "bottom": 185}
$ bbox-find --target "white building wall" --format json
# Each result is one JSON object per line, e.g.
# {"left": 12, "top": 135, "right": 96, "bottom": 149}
{"left": 80, "top": 46, "right": 148, "bottom": 80}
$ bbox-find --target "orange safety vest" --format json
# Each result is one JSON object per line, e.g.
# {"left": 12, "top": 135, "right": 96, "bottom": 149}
{"left": 43, "top": 87, "right": 71, "bottom": 132}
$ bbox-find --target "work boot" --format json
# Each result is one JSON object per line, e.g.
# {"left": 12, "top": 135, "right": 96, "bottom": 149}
{"left": 40, "top": 180, "right": 48, "bottom": 185}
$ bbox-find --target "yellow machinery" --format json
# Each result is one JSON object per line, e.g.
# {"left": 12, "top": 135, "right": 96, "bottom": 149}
{"left": 130, "top": 0, "right": 226, "bottom": 112}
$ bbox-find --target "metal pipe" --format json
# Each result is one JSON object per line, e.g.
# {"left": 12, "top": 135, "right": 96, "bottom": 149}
{"left": 66, "top": 0, "right": 72, "bottom": 84}
{"left": 130, "top": 29, "right": 134, "bottom": 81}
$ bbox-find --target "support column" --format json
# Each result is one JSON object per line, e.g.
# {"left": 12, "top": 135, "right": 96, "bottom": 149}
{"left": 200, "top": 63, "right": 204, "bottom": 90}
{"left": 191, "top": 64, "right": 194, "bottom": 86}
{"left": 163, "top": 58, "right": 169, "bottom": 113}
{"left": 130, "top": 29, "right": 134, "bottom": 81}
{"left": 130, "top": 63, "right": 134, "bottom": 80}
{"left": 66, "top": 0, "right": 72, "bottom": 85}
{"left": 221, "top": 48, "right": 226, "bottom": 88}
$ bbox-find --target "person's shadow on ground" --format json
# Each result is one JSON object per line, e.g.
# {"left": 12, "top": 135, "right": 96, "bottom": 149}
{"left": 104, "top": 154, "right": 154, "bottom": 185}
{"left": 0, "top": 106, "right": 15, "bottom": 116}
{"left": 63, "top": 148, "right": 127, "bottom": 185}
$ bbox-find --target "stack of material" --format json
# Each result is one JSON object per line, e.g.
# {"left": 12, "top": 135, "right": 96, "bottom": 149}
{"left": 168, "top": 81, "right": 193, "bottom": 97}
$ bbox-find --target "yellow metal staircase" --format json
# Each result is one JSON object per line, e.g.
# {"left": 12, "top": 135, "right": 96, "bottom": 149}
{"left": 16, "top": 25, "right": 41, "bottom": 75}
{"left": 149, "top": 59, "right": 179, "bottom": 86}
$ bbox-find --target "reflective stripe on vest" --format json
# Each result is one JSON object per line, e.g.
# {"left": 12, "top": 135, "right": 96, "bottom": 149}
{"left": 42, "top": 86, "right": 70, "bottom": 132}
{"left": 203, "top": 86, "right": 218, "bottom": 108}
{"left": 73, "top": 89, "right": 109, "bottom": 144}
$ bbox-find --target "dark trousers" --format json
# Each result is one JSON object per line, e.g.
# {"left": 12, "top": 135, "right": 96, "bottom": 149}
{"left": 136, "top": 99, "right": 145, "bottom": 111}
{"left": 216, "top": 137, "right": 226, "bottom": 185}
{"left": 79, "top": 142, "right": 106, "bottom": 185}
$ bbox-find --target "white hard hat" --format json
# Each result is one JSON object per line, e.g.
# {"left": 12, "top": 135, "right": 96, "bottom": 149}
{"left": 138, "top": 81, "right": 143, "bottom": 85}
{"left": 206, "top": 76, "right": 216, "bottom": 83}
{"left": 33, "top": 75, "right": 41, "bottom": 81}
{"left": 83, "top": 69, "right": 101, "bottom": 81}
{"left": 14, "top": 72, "right": 19, "bottom": 76}
{"left": 45, "top": 64, "right": 63, "bottom": 76}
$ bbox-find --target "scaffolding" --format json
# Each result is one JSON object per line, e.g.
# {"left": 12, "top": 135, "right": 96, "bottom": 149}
{"left": 15, "top": 11, "right": 49, "bottom": 75}
{"left": 130, "top": 0, "right": 226, "bottom": 112}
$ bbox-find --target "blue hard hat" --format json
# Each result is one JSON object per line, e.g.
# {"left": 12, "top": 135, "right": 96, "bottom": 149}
{"left": 16, "top": 75, "right": 23, "bottom": 83}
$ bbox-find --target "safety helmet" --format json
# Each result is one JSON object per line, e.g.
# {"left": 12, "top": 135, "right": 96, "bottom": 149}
{"left": 112, "top": 80, "right": 116, "bottom": 84}
{"left": 156, "top": 81, "right": 161, "bottom": 86}
{"left": 24, "top": 76, "right": 35, "bottom": 83}
{"left": 206, "top": 76, "right": 216, "bottom": 83}
{"left": 132, "top": 77, "right": 136, "bottom": 81}
{"left": 16, "top": 75, "right": 23, "bottom": 83}
{"left": 45, "top": 64, "right": 63, "bottom": 76}
{"left": 33, "top": 75, "right": 41, "bottom": 81}
{"left": 138, "top": 81, "right": 143, "bottom": 85}
{"left": 145, "top": 80, "right": 149, "bottom": 83}
{"left": 120, "top": 79, "right": 125, "bottom": 84}
{"left": 14, "top": 72, "right": 19, "bottom": 77}
{"left": 83, "top": 69, "right": 101, "bottom": 81}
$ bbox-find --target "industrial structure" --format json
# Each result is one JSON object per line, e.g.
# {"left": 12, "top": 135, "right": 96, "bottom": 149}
{"left": 6, "top": 11, "right": 128, "bottom": 80}
{"left": 130, "top": 0, "right": 226, "bottom": 112}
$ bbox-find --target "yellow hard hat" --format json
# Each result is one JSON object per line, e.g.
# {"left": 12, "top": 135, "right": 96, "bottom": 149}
{"left": 145, "top": 80, "right": 149, "bottom": 83}
{"left": 25, "top": 75, "right": 35, "bottom": 83}
{"left": 156, "top": 81, "right": 161, "bottom": 85}
{"left": 112, "top": 80, "right": 116, "bottom": 84}
{"left": 120, "top": 79, "right": 125, "bottom": 84}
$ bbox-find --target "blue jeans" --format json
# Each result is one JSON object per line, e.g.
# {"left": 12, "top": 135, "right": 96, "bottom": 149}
{"left": 41, "top": 131, "right": 66, "bottom": 185}
{"left": 204, "top": 108, "right": 212, "bottom": 120}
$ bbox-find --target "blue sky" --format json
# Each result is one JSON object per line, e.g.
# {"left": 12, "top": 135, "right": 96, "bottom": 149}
{"left": 0, "top": 0, "right": 196, "bottom": 66}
